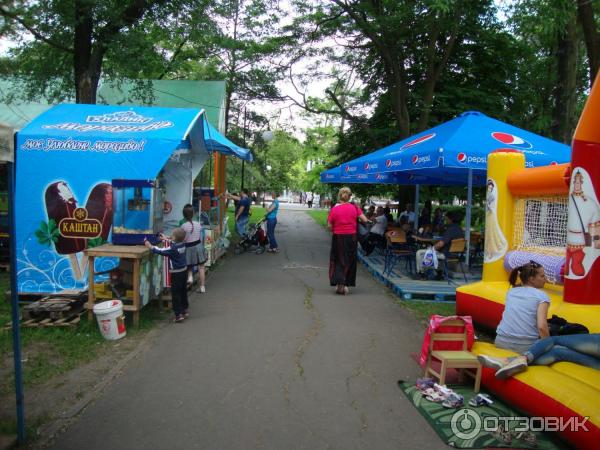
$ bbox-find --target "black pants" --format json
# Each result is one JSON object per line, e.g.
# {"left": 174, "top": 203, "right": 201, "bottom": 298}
{"left": 170, "top": 271, "right": 189, "bottom": 316}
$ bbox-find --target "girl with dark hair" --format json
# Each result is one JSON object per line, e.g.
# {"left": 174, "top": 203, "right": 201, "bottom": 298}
{"left": 494, "top": 261, "right": 550, "bottom": 353}
{"left": 181, "top": 204, "right": 208, "bottom": 293}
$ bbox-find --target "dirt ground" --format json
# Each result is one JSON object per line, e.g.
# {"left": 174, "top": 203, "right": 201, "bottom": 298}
{"left": 0, "top": 320, "right": 166, "bottom": 449}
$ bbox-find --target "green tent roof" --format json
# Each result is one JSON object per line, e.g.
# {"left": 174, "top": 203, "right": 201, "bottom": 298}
{"left": 98, "top": 80, "right": 226, "bottom": 131}
{"left": 0, "top": 79, "right": 227, "bottom": 131}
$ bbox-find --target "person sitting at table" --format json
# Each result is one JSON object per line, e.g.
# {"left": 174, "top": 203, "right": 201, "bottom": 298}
{"left": 398, "top": 203, "right": 415, "bottom": 227}
{"left": 365, "top": 204, "right": 376, "bottom": 220}
{"left": 383, "top": 202, "right": 394, "bottom": 223}
{"left": 432, "top": 207, "right": 444, "bottom": 234}
{"left": 363, "top": 206, "right": 388, "bottom": 255}
{"left": 414, "top": 211, "right": 464, "bottom": 280}
{"left": 419, "top": 200, "right": 432, "bottom": 227}
{"left": 416, "top": 223, "right": 433, "bottom": 239}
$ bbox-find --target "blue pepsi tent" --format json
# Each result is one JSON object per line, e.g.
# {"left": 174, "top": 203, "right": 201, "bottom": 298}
{"left": 14, "top": 104, "right": 250, "bottom": 294}
{"left": 324, "top": 111, "right": 570, "bottom": 185}
{"left": 319, "top": 165, "right": 468, "bottom": 186}
{"left": 321, "top": 111, "right": 571, "bottom": 263}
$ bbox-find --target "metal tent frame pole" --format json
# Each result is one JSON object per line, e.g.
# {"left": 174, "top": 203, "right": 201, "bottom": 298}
{"left": 8, "top": 158, "right": 26, "bottom": 444}
{"left": 465, "top": 169, "right": 473, "bottom": 267}
{"left": 414, "top": 184, "right": 420, "bottom": 231}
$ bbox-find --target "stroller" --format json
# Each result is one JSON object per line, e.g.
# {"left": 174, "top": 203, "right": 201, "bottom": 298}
{"left": 234, "top": 217, "right": 269, "bottom": 254}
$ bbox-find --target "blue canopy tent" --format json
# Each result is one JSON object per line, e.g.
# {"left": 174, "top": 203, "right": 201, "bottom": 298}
{"left": 14, "top": 104, "right": 250, "bottom": 294}
{"left": 320, "top": 165, "right": 470, "bottom": 186}
{"left": 321, "top": 111, "right": 571, "bottom": 263}
{"left": 204, "top": 119, "right": 252, "bottom": 162}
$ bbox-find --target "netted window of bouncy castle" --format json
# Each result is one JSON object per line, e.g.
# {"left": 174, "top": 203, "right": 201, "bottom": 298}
{"left": 513, "top": 197, "right": 568, "bottom": 257}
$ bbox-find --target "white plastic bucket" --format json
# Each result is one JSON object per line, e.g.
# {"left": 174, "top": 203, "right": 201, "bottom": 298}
{"left": 93, "top": 300, "right": 126, "bottom": 340}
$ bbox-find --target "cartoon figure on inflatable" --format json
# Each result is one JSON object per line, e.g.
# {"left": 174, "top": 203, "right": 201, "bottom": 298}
{"left": 457, "top": 74, "right": 600, "bottom": 450}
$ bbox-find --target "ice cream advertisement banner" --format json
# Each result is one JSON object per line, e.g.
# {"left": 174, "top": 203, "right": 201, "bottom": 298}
{"left": 15, "top": 104, "right": 205, "bottom": 294}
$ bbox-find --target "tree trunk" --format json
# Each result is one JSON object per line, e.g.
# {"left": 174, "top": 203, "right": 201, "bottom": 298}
{"left": 551, "top": 19, "right": 579, "bottom": 144}
{"left": 73, "top": 1, "right": 94, "bottom": 104}
{"left": 577, "top": 0, "right": 600, "bottom": 86}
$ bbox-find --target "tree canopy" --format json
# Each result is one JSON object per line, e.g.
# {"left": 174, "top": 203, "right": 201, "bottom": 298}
{"left": 1, "top": 0, "right": 599, "bottom": 201}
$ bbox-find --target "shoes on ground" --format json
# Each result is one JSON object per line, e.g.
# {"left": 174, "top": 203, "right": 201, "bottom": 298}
{"left": 183, "top": 310, "right": 190, "bottom": 319}
{"left": 495, "top": 356, "right": 528, "bottom": 379}
{"left": 468, "top": 393, "right": 493, "bottom": 407}
{"left": 174, "top": 314, "right": 185, "bottom": 323}
{"left": 198, "top": 285, "right": 206, "bottom": 293}
{"left": 442, "top": 392, "right": 464, "bottom": 408}
{"left": 415, "top": 377, "right": 435, "bottom": 391}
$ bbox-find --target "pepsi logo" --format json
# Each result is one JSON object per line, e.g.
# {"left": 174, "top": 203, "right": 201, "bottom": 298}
{"left": 412, "top": 155, "right": 431, "bottom": 165}
{"left": 550, "top": 161, "right": 557, "bottom": 165}
{"left": 364, "top": 162, "right": 369, "bottom": 170}
{"left": 491, "top": 132, "right": 532, "bottom": 149}
{"left": 457, "top": 153, "right": 486, "bottom": 164}
{"left": 386, "top": 159, "right": 392, "bottom": 168}
{"left": 385, "top": 159, "right": 401, "bottom": 168}
{"left": 344, "top": 165, "right": 357, "bottom": 173}
{"left": 401, "top": 133, "right": 436, "bottom": 150}
{"left": 345, "top": 165, "right": 350, "bottom": 172}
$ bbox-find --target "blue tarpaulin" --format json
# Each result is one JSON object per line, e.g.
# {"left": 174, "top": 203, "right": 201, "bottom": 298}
{"left": 14, "top": 104, "right": 250, "bottom": 294}
{"left": 321, "top": 111, "right": 570, "bottom": 186}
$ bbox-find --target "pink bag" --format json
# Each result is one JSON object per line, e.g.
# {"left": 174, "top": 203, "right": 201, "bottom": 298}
{"left": 419, "top": 315, "right": 475, "bottom": 367}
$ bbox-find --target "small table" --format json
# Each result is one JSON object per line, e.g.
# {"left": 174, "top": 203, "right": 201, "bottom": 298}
{"left": 85, "top": 244, "right": 150, "bottom": 328}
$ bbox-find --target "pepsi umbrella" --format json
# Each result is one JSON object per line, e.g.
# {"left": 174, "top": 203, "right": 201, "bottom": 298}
{"left": 321, "top": 111, "right": 571, "bottom": 264}
{"left": 320, "top": 166, "right": 467, "bottom": 185}
{"left": 338, "top": 111, "right": 570, "bottom": 182}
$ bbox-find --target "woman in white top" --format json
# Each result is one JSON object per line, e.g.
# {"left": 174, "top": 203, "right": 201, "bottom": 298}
{"left": 181, "top": 204, "right": 208, "bottom": 293}
{"left": 494, "top": 260, "right": 550, "bottom": 353}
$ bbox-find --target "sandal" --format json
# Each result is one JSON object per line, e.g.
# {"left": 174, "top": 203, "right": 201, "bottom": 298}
{"left": 425, "top": 391, "right": 447, "bottom": 403}
{"left": 442, "top": 392, "right": 464, "bottom": 408}
{"left": 421, "top": 388, "right": 436, "bottom": 397}
{"left": 468, "top": 393, "right": 493, "bottom": 407}
{"left": 416, "top": 377, "right": 435, "bottom": 391}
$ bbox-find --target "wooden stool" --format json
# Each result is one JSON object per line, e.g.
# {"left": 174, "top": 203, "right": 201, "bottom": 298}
{"left": 423, "top": 318, "right": 482, "bottom": 392}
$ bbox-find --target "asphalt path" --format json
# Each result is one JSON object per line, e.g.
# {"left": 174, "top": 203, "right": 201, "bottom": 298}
{"left": 47, "top": 208, "right": 444, "bottom": 450}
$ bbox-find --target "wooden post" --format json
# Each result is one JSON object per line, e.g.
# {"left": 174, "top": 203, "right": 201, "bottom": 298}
{"left": 132, "top": 259, "right": 140, "bottom": 328}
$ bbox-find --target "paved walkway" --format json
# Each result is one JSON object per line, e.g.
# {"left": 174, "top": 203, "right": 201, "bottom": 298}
{"left": 48, "top": 209, "right": 443, "bottom": 450}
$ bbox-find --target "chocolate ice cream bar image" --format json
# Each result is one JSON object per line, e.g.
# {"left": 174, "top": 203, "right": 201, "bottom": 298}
{"left": 45, "top": 181, "right": 86, "bottom": 279}
{"left": 79, "top": 183, "right": 113, "bottom": 275}
{"left": 85, "top": 183, "right": 113, "bottom": 240}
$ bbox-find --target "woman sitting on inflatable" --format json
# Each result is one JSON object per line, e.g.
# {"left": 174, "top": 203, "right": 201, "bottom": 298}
{"left": 478, "top": 261, "right": 600, "bottom": 378}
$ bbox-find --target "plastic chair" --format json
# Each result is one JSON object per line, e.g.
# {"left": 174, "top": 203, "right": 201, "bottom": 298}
{"left": 423, "top": 318, "right": 482, "bottom": 392}
{"left": 383, "top": 230, "right": 415, "bottom": 275}
{"left": 440, "top": 238, "right": 468, "bottom": 284}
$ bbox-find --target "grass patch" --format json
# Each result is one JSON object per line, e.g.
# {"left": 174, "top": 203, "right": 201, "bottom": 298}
{"left": 0, "top": 272, "right": 165, "bottom": 397}
{"left": 226, "top": 205, "right": 267, "bottom": 237}
{"left": 397, "top": 299, "right": 456, "bottom": 323}
{"left": 306, "top": 210, "right": 328, "bottom": 228}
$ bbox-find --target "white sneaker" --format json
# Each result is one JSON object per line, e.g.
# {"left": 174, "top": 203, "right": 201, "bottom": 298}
{"left": 477, "top": 355, "right": 506, "bottom": 370}
{"left": 199, "top": 286, "right": 206, "bottom": 293}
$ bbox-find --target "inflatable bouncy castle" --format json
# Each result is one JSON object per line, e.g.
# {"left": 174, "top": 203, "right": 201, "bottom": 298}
{"left": 456, "top": 76, "right": 600, "bottom": 449}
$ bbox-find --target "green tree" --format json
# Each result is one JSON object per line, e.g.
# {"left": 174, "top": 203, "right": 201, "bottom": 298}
{"left": 0, "top": 0, "right": 210, "bottom": 103}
